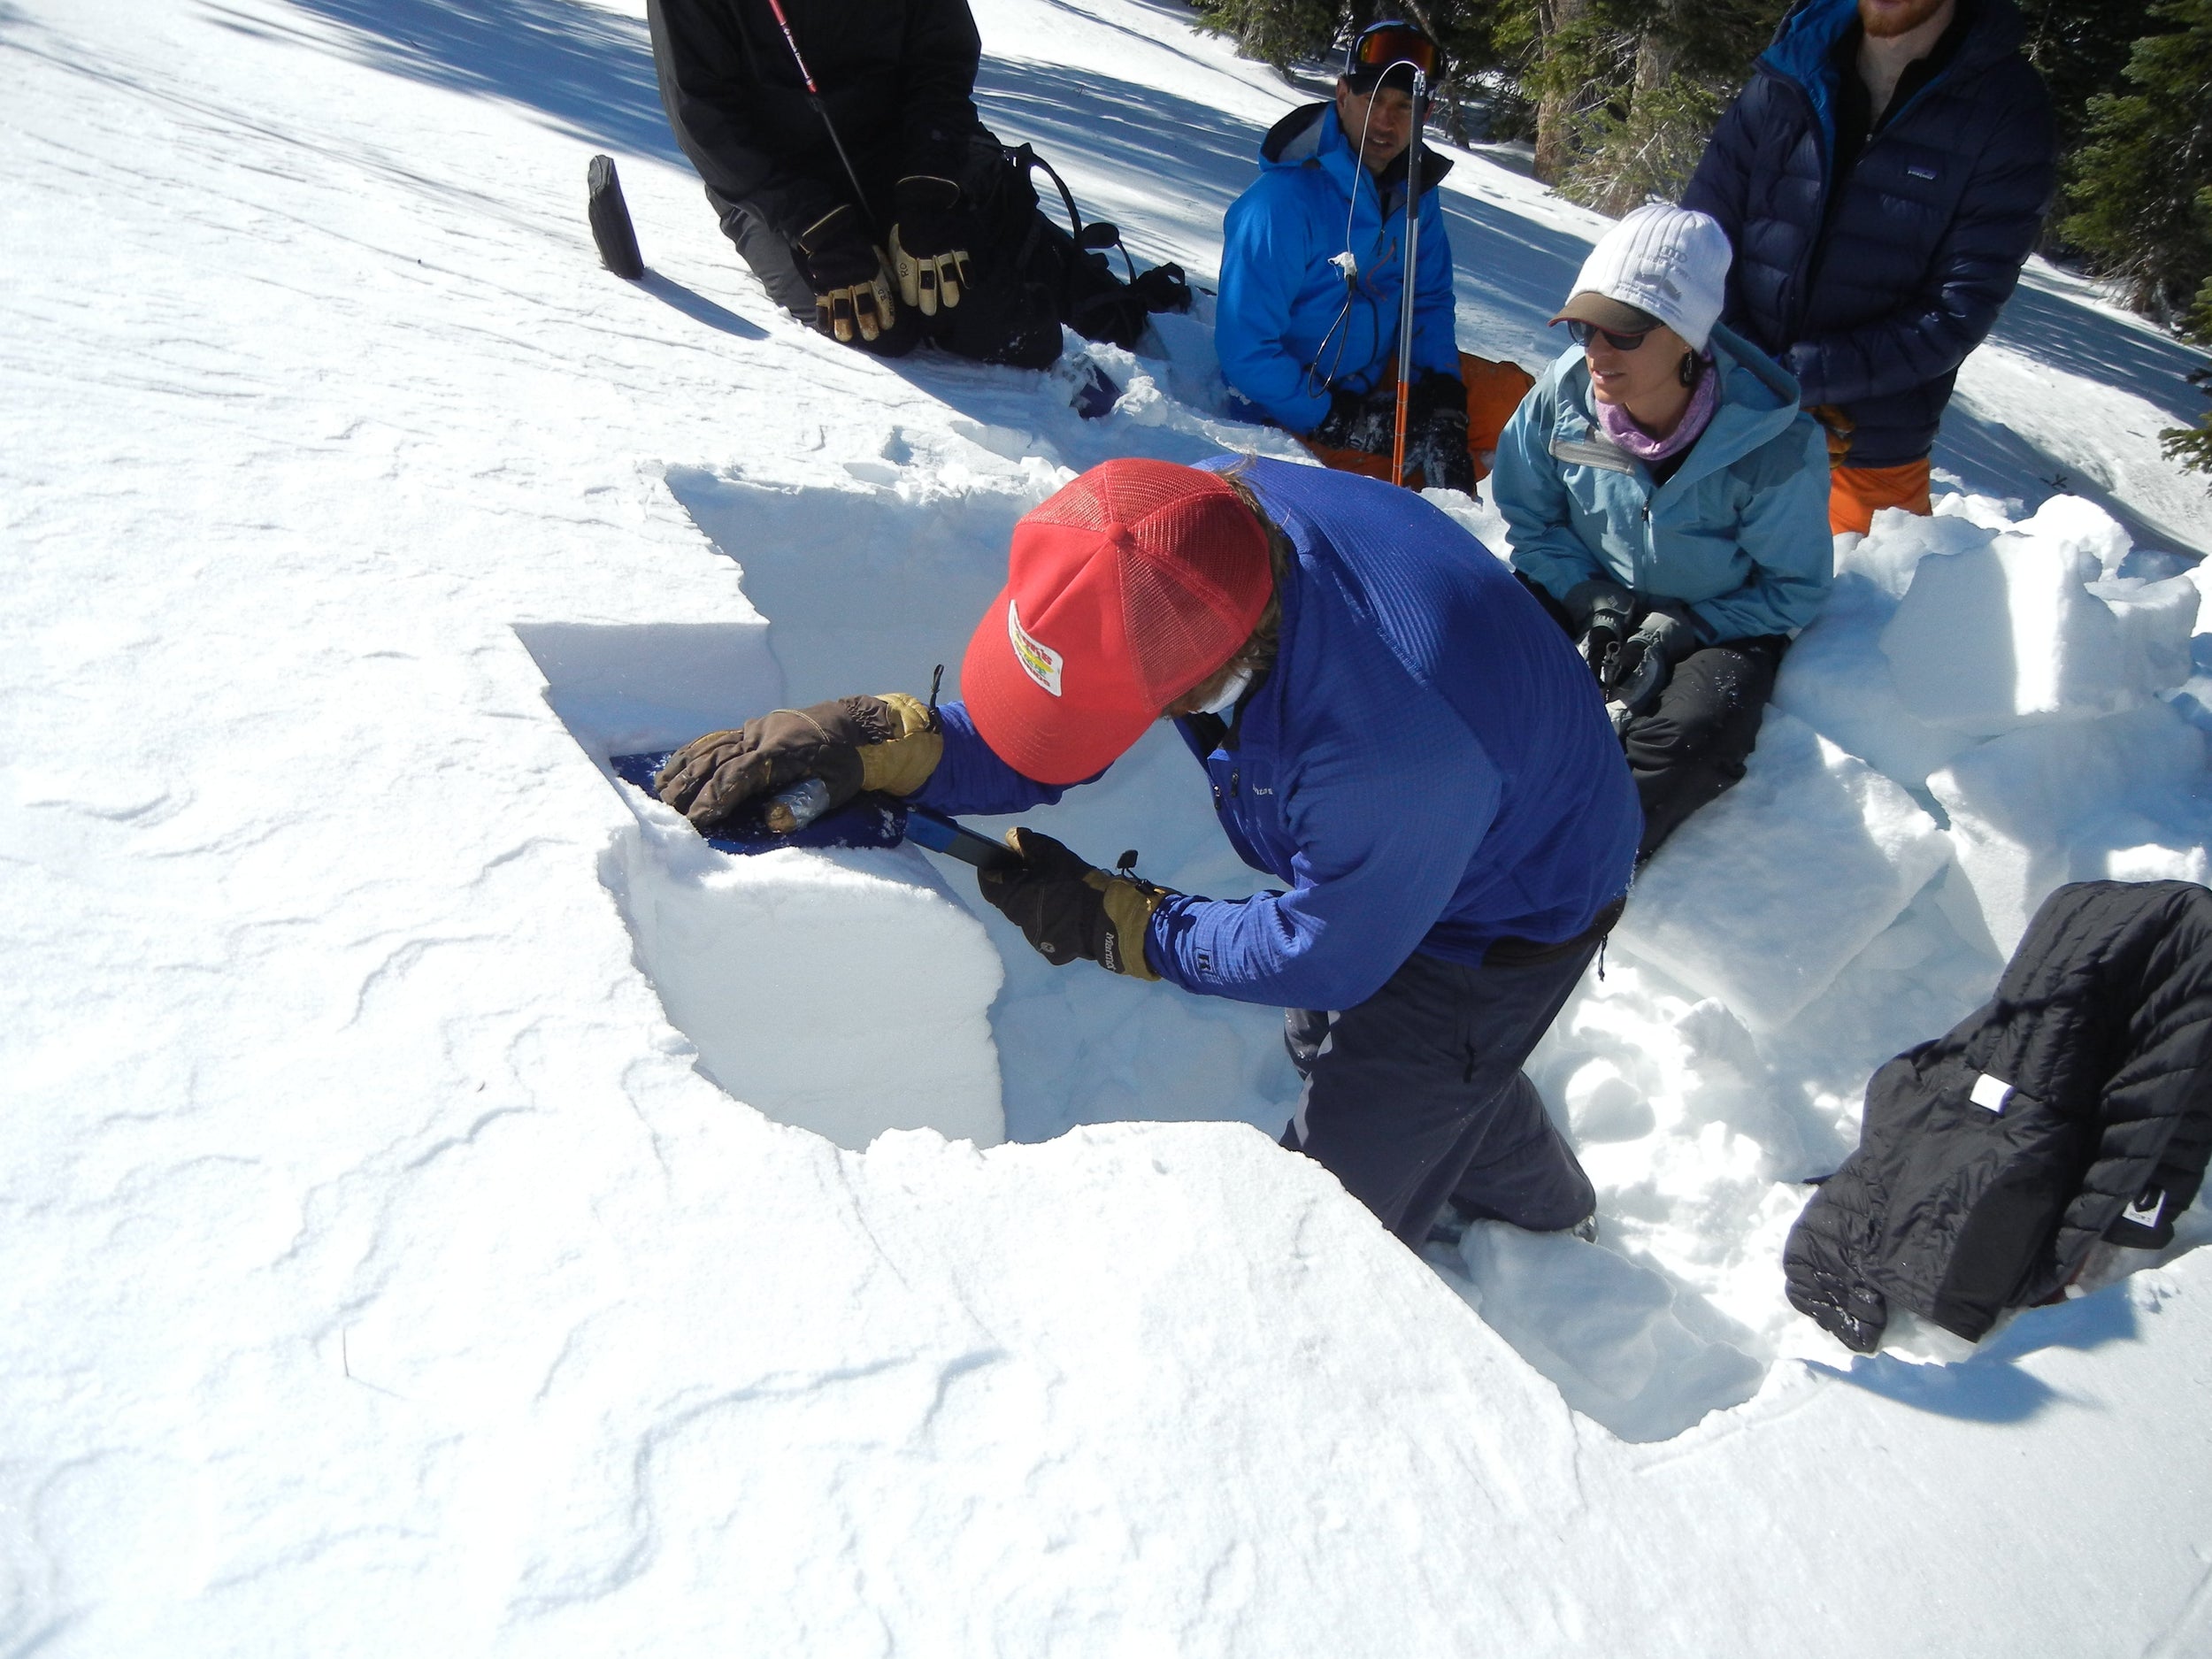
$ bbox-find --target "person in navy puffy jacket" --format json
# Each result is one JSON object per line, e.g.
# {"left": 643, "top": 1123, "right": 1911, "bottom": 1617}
{"left": 1216, "top": 24, "right": 1533, "bottom": 495}
{"left": 652, "top": 458, "right": 1641, "bottom": 1251}
{"left": 1681, "top": 0, "right": 2055, "bottom": 534}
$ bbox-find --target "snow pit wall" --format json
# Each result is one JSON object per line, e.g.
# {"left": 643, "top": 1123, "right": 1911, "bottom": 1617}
{"left": 515, "top": 620, "right": 1007, "bottom": 1151}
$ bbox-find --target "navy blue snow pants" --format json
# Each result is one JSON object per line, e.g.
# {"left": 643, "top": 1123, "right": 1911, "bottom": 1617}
{"left": 1281, "top": 943, "right": 1599, "bottom": 1248}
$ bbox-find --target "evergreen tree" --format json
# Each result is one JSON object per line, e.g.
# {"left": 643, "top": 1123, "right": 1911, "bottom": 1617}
{"left": 2014, "top": 0, "right": 2160, "bottom": 151}
{"left": 2061, "top": 0, "right": 2212, "bottom": 321}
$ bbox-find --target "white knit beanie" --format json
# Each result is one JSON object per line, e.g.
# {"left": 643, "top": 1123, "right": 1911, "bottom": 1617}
{"left": 1554, "top": 204, "right": 1732, "bottom": 351}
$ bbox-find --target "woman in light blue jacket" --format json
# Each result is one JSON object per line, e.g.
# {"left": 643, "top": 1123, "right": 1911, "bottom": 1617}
{"left": 1493, "top": 204, "right": 1832, "bottom": 859}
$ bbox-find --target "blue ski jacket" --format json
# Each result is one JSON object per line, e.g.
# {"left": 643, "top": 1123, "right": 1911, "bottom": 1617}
{"left": 913, "top": 457, "right": 1641, "bottom": 1012}
{"left": 1216, "top": 103, "right": 1460, "bottom": 436}
{"left": 1494, "top": 325, "right": 1833, "bottom": 642}
{"left": 1680, "top": 0, "right": 2055, "bottom": 468}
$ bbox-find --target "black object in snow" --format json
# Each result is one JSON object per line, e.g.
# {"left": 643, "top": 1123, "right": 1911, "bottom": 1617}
{"left": 588, "top": 154, "right": 646, "bottom": 281}
{"left": 1785, "top": 879, "right": 2212, "bottom": 1351}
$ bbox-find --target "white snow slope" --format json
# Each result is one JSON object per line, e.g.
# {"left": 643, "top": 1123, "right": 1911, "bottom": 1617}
{"left": 5, "top": 0, "right": 2212, "bottom": 1651}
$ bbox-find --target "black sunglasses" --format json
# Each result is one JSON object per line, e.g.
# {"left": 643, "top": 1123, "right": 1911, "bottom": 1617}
{"left": 1567, "top": 319, "right": 1655, "bottom": 351}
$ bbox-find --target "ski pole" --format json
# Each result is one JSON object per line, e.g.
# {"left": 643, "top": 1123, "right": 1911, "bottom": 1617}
{"left": 1391, "top": 67, "right": 1428, "bottom": 489}
{"left": 760, "top": 0, "right": 877, "bottom": 223}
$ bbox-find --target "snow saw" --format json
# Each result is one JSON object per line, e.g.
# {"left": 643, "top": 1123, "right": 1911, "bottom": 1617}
{"left": 610, "top": 751, "right": 1017, "bottom": 870}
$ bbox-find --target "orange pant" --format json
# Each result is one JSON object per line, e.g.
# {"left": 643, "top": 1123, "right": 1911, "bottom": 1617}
{"left": 1299, "top": 353, "right": 1537, "bottom": 489}
{"left": 1829, "top": 457, "right": 1932, "bottom": 535}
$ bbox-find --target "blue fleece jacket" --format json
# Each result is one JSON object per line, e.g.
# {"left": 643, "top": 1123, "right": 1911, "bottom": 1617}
{"left": 1216, "top": 103, "right": 1461, "bottom": 435}
{"left": 913, "top": 457, "right": 1641, "bottom": 1011}
{"left": 1680, "top": 0, "right": 2055, "bottom": 467}
{"left": 1494, "top": 325, "right": 1833, "bottom": 642}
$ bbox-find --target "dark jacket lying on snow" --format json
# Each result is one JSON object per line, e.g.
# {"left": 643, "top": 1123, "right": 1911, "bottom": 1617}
{"left": 647, "top": 0, "right": 987, "bottom": 239}
{"left": 1786, "top": 880, "right": 2212, "bottom": 1351}
{"left": 1681, "top": 0, "right": 2056, "bottom": 469}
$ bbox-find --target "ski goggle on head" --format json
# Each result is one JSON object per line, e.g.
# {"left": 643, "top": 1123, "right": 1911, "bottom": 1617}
{"left": 1343, "top": 21, "right": 1438, "bottom": 84}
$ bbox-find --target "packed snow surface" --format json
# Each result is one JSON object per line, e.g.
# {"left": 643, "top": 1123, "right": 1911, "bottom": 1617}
{"left": 5, "top": 0, "right": 2212, "bottom": 1651}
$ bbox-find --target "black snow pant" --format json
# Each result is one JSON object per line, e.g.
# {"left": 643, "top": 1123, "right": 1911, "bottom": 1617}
{"left": 708, "top": 135, "right": 1064, "bottom": 368}
{"left": 1621, "top": 635, "right": 1787, "bottom": 860}
{"left": 1280, "top": 942, "right": 1601, "bottom": 1248}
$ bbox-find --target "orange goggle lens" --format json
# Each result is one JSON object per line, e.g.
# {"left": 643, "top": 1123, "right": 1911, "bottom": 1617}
{"left": 1348, "top": 23, "right": 1437, "bottom": 78}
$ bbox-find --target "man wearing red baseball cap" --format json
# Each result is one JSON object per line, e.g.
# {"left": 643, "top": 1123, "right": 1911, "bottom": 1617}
{"left": 657, "top": 456, "right": 1640, "bottom": 1248}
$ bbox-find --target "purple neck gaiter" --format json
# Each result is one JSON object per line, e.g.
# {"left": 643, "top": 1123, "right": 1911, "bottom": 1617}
{"left": 1595, "top": 353, "right": 1718, "bottom": 464}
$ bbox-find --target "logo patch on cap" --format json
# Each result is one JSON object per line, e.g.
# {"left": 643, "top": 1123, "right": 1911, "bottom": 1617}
{"left": 1008, "top": 597, "right": 1064, "bottom": 697}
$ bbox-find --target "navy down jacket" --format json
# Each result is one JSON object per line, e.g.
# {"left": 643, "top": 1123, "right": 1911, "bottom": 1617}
{"left": 1786, "top": 880, "right": 2212, "bottom": 1351}
{"left": 1681, "top": 0, "right": 2056, "bottom": 468}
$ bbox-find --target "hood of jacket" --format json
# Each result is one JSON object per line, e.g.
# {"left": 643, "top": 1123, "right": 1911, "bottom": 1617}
{"left": 1256, "top": 101, "right": 1452, "bottom": 204}
{"left": 1551, "top": 324, "right": 1804, "bottom": 495}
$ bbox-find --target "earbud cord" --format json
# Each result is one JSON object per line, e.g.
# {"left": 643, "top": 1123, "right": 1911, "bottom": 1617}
{"left": 1302, "top": 58, "right": 1421, "bottom": 408}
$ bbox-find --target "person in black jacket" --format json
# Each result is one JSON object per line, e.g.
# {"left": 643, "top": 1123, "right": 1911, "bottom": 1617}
{"left": 647, "top": 0, "right": 1060, "bottom": 365}
{"left": 1681, "top": 0, "right": 2057, "bottom": 535}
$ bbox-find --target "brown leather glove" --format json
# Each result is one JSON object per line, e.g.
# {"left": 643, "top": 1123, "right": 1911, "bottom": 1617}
{"left": 975, "top": 828, "right": 1171, "bottom": 979}
{"left": 1808, "top": 403, "right": 1855, "bottom": 464}
{"left": 654, "top": 693, "right": 941, "bottom": 832}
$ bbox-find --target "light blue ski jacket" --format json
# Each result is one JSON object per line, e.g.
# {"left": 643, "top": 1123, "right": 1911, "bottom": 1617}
{"left": 1494, "top": 324, "right": 1833, "bottom": 642}
{"left": 1216, "top": 103, "right": 1460, "bottom": 435}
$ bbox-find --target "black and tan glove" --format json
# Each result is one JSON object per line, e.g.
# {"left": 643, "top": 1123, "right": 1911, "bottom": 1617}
{"left": 887, "top": 175, "right": 973, "bottom": 316}
{"left": 794, "top": 204, "right": 898, "bottom": 344}
{"left": 975, "top": 828, "right": 1171, "bottom": 979}
{"left": 654, "top": 693, "right": 941, "bottom": 832}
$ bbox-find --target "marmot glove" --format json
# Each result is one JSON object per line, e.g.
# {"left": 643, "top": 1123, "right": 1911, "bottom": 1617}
{"left": 976, "top": 828, "right": 1171, "bottom": 979}
{"left": 654, "top": 693, "right": 941, "bottom": 832}
{"left": 1413, "top": 400, "right": 1475, "bottom": 494}
{"left": 887, "top": 175, "right": 973, "bottom": 315}
{"left": 794, "top": 204, "right": 897, "bottom": 343}
{"left": 1605, "top": 601, "right": 1702, "bottom": 717}
{"left": 1564, "top": 578, "right": 1635, "bottom": 682}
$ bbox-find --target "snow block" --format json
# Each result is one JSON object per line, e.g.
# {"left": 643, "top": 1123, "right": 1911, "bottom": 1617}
{"left": 1614, "top": 715, "right": 1952, "bottom": 1030}
{"left": 1927, "top": 702, "right": 2210, "bottom": 958}
{"left": 605, "top": 811, "right": 1007, "bottom": 1151}
{"left": 1880, "top": 503, "right": 2193, "bottom": 736}
{"left": 1772, "top": 573, "right": 1978, "bottom": 790}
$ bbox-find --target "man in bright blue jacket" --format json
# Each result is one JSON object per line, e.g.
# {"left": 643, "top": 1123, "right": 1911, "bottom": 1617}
{"left": 652, "top": 457, "right": 1641, "bottom": 1249}
{"left": 1681, "top": 0, "right": 2055, "bottom": 534}
{"left": 1217, "top": 24, "right": 1531, "bottom": 495}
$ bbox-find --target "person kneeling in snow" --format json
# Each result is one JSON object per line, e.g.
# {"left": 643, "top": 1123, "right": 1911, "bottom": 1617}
{"left": 655, "top": 457, "right": 1640, "bottom": 1249}
{"left": 647, "top": 0, "right": 1176, "bottom": 365}
{"left": 1492, "top": 205, "right": 1833, "bottom": 863}
{"left": 1214, "top": 22, "right": 1534, "bottom": 496}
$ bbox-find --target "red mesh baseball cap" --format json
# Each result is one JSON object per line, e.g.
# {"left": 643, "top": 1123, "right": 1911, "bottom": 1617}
{"left": 960, "top": 460, "right": 1274, "bottom": 785}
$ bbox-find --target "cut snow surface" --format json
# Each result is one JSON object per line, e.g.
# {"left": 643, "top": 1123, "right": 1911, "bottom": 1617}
{"left": 1613, "top": 715, "right": 1953, "bottom": 1030}
{"left": 7, "top": 0, "right": 2212, "bottom": 1650}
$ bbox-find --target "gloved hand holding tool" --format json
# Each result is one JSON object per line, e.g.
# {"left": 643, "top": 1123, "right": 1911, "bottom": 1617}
{"left": 975, "top": 828, "right": 1175, "bottom": 979}
{"left": 1604, "top": 600, "right": 1701, "bottom": 719}
{"left": 888, "top": 174, "right": 973, "bottom": 315}
{"left": 794, "top": 204, "right": 897, "bottom": 343}
{"left": 654, "top": 692, "right": 941, "bottom": 831}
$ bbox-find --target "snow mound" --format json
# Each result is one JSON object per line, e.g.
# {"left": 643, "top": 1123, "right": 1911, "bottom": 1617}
{"left": 1930, "top": 702, "right": 2210, "bottom": 957}
{"left": 1613, "top": 715, "right": 1953, "bottom": 1030}
{"left": 1879, "top": 498, "right": 2197, "bottom": 735}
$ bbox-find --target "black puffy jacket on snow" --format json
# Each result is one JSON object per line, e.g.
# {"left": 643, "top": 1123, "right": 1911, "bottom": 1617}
{"left": 647, "top": 0, "right": 987, "bottom": 241}
{"left": 1786, "top": 881, "right": 2212, "bottom": 1351}
{"left": 1681, "top": 0, "right": 2056, "bottom": 469}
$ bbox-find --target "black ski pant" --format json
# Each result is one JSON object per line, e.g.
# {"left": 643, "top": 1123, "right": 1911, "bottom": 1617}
{"left": 1280, "top": 942, "right": 1600, "bottom": 1248}
{"left": 1621, "top": 635, "right": 1787, "bottom": 860}
{"left": 707, "top": 136, "right": 1063, "bottom": 368}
